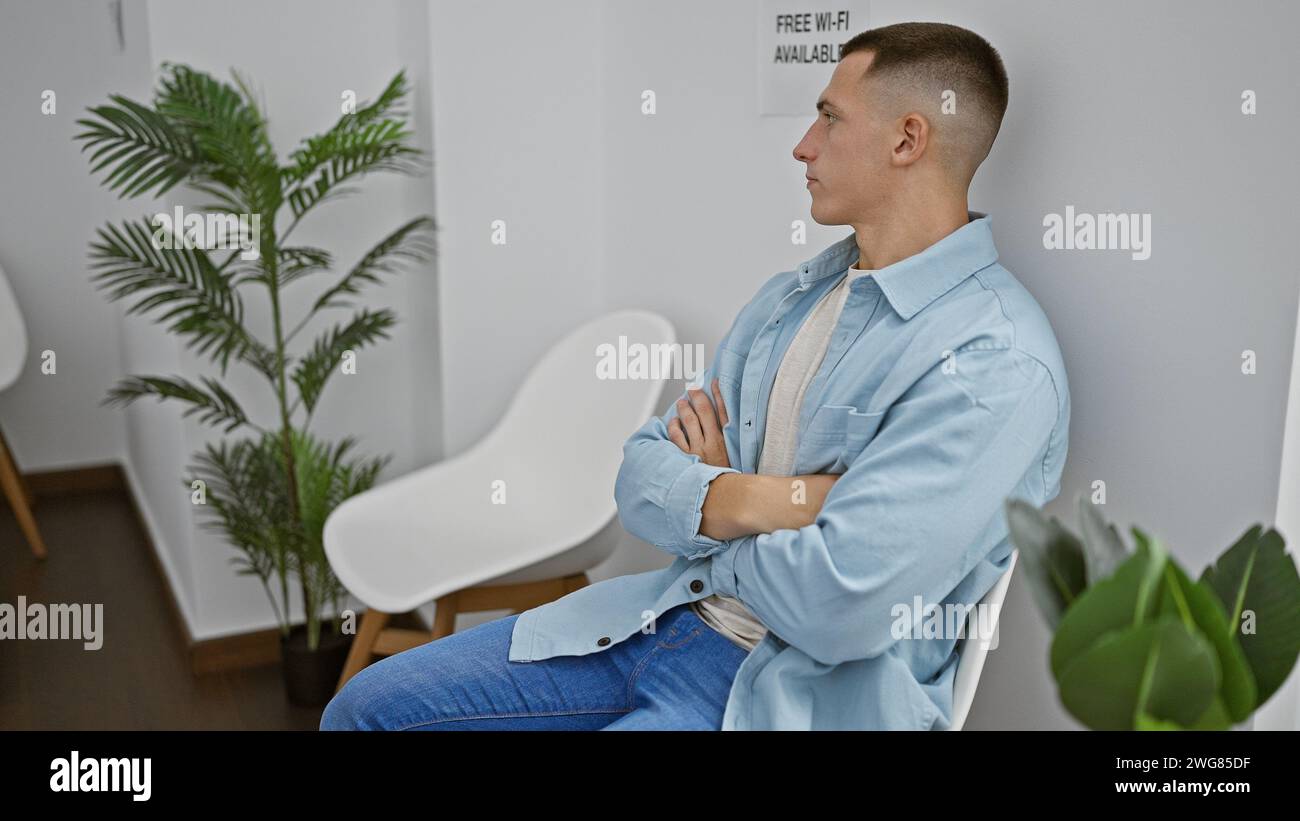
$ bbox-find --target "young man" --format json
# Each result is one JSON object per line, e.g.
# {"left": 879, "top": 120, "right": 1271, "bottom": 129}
{"left": 322, "top": 21, "right": 1070, "bottom": 731}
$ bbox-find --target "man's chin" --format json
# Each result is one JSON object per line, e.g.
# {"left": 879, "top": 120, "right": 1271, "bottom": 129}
{"left": 808, "top": 202, "right": 837, "bottom": 226}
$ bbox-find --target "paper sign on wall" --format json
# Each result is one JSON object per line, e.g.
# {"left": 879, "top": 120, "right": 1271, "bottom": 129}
{"left": 759, "top": 0, "right": 870, "bottom": 116}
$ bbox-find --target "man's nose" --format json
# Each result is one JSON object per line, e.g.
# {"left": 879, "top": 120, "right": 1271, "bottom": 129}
{"left": 793, "top": 126, "right": 817, "bottom": 163}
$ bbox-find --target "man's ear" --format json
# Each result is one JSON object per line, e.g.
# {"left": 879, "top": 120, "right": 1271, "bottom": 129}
{"left": 890, "top": 111, "right": 930, "bottom": 167}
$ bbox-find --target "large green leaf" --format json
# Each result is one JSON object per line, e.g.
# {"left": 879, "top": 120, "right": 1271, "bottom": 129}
{"left": 1155, "top": 558, "right": 1256, "bottom": 722}
{"left": 1076, "top": 496, "right": 1130, "bottom": 584}
{"left": 1058, "top": 617, "right": 1218, "bottom": 730}
{"left": 1004, "top": 497, "right": 1087, "bottom": 629}
{"left": 1200, "top": 525, "right": 1300, "bottom": 707}
{"left": 1184, "top": 695, "right": 1233, "bottom": 730}
{"left": 1050, "top": 532, "right": 1166, "bottom": 679}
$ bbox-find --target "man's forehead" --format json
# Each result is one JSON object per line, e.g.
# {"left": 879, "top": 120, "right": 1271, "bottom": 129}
{"left": 820, "top": 51, "right": 875, "bottom": 109}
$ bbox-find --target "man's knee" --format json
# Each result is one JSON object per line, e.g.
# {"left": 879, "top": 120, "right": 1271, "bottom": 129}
{"left": 320, "top": 665, "right": 386, "bottom": 730}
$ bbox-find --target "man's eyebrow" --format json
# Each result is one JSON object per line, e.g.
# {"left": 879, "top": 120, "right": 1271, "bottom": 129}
{"left": 816, "top": 97, "right": 844, "bottom": 114}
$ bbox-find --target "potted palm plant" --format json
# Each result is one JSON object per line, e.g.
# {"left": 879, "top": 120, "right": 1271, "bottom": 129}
{"left": 75, "top": 62, "right": 435, "bottom": 706}
{"left": 1006, "top": 494, "right": 1300, "bottom": 729}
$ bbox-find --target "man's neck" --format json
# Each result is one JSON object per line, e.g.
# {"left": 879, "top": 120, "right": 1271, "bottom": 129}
{"left": 850, "top": 197, "right": 971, "bottom": 270}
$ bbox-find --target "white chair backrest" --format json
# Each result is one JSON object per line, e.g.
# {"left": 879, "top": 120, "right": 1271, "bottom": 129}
{"left": 949, "top": 549, "right": 1018, "bottom": 730}
{"left": 462, "top": 309, "right": 678, "bottom": 510}
{"left": 0, "top": 262, "right": 28, "bottom": 393}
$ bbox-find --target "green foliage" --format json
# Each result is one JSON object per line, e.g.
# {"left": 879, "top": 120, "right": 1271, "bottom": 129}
{"left": 189, "top": 429, "right": 390, "bottom": 651}
{"left": 1200, "top": 526, "right": 1300, "bottom": 706}
{"left": 1005, "top": 494, "right": 1300, "bottom": 730}
{"left": 77, "top": 63, "right": 435, "bottom": 650}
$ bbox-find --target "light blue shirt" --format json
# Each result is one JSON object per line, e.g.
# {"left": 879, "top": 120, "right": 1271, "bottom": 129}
{"left": 507, "top": 212, "right": 1071, "bottom": 729}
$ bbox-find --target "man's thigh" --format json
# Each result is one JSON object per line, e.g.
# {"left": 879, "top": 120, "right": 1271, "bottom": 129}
{"left": 601, "top": 605, "right": 751, "bottom": 730}
{"left": 321, "top": 610, "right": 655, "bottom": 730}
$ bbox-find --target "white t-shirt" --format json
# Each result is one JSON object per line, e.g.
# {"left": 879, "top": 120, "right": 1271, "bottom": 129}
{"left": 691, "top": 263, "right": 876, "bottom": 652}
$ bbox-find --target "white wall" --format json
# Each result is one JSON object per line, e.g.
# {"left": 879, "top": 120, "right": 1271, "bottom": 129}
{"left": 429, "top": 0, "right": 1300, "bottom": 728}
{"left": 428, "top": 0, "right": 606, "bottom": 454}
{"left": 0, "top": 0, "right": 149, "bottom": 473}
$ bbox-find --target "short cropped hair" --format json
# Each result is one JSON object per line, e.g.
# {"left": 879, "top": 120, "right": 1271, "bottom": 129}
{"left": 841, "top": 22, "right": 1009, "bottom": 183}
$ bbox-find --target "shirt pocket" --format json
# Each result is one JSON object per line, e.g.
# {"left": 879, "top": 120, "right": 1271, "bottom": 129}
{"left": 799, "top": 403, "right": 886, "bottom": 474}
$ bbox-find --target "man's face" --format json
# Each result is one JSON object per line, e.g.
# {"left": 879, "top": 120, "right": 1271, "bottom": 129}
{"left": 793, "top": 50, "right": 894, "bottom": 225}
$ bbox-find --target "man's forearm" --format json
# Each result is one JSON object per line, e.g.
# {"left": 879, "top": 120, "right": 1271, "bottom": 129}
{"left": 699, "top": 473, "right": 839, "bottom": 541}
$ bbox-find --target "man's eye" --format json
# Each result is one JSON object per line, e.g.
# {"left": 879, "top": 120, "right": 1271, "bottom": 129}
{"left": 823, "top": 111, "right": 837, "bottom": 123}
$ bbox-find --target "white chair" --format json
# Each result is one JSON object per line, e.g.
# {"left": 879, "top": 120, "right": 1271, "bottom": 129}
{"left": 948, "top": 548, "right": 1018, "bottom": 730}
{"left": 0, "top": 262, "right": 46, "bottom": 559}
{"left": 325, "top": 309, "right": 676, "bottom": 690}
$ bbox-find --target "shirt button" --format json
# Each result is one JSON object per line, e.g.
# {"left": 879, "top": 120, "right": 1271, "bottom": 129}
{"left": 690, "top": 579, "right": 704, "bottom": 593}
{"left": 596, "top": 636, "right": 611, "bottom": 646}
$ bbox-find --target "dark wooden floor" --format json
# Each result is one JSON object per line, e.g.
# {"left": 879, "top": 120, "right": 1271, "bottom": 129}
{"left": 0, "top": 488, "right": 323, "bottom": 730}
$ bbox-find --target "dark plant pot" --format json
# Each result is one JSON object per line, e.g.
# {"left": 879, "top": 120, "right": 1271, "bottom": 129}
{"left": 281, "top": 624, "right": 354, "bottom": 708}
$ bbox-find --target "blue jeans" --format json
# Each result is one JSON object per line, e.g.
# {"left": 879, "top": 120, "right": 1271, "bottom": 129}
{"left": 319, "top": 602, "right": 751, "bottom": 730}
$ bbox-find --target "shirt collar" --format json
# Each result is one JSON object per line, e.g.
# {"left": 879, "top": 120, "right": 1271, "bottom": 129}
{"left": 796, "top": 210, "right": 998, "bottom": 321}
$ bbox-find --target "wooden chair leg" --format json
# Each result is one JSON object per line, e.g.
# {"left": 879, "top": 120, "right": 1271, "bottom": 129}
{"left": 0, "top": 426, "right": 46, "bottom": 559}
{"left": 333, "top": 572, "right": 595, "bottom": 688}
{"left": 335, "top": 608, "right": 390, "bottom": 693}
{"left": 431, "top": 591, "right": 458, "bottom": 640}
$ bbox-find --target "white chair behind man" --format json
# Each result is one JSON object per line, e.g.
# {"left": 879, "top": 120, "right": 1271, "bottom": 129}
{"left": 325, "top": 309, "right": 677, "bottom": 690}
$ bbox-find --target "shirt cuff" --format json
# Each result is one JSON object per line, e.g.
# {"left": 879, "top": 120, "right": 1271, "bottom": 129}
{"left": 666, "top": 460, "right": 740, "bottom": 558}
{"left": 709, "top": 533, "right": 754, "bottom": 597}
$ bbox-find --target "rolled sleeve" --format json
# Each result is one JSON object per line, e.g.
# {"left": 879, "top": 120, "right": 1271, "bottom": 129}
{"left": 666, "top": 459, "right": 739, "bottom": 558}
{"left": 613, "top": 345, "right": 742, "bottom": 560}
{"left": 707, "top": 347, "right": 1061, "bottom": 666}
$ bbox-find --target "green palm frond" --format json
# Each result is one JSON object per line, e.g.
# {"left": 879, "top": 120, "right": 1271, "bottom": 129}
{"left": 188, "top": 436, "right": 297, "bottom": 619}
{"left": 154, "top": 62, "right": 281, "bottom": 214}
{"left": 104, "top": 374, "right": 252, "bottom": 432}
{"left": 282, "top": 120, "right": 422, "bottom": 218}
{"left": 74, "top": 94, "right": 201, "bottom": 199}
{"left": 290, "top": 308, "right": 397, "bottom": 415}
{"left": 89, "top": 217, "right": 276, "bottom": 378}
{"left": 281, "top": 71, "right": 423, "bottom": 220}
{"left": 292, "top": 432, "right": 390, "bottom": 556}
{"left": 226, "top": 245, "right": 334, "bottom": 290}
{"left": 311, "top": 217, "right": 435, "bottom": 313}
{"left": 276, "top": 246, "right": 334, "bottom": 288}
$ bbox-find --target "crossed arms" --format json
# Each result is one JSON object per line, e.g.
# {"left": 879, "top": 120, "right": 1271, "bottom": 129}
{"left": 665, "top": 377, "right": 839, "bottom": 540}
{"left": 613, "top": 338, "right": 1059, "bottom": 666}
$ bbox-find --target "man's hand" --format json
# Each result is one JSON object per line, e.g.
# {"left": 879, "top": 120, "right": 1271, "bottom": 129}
{"left": 665, "top": 375, "right": 841, "bottom": 540}
{"left": 667, "top": 377, "right": 731, "bottom": 469}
